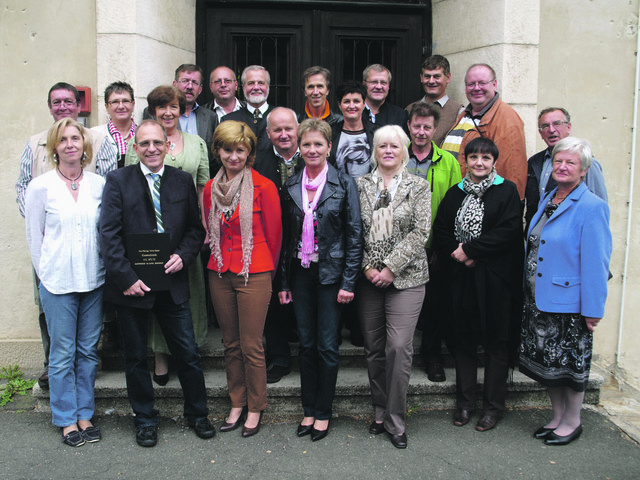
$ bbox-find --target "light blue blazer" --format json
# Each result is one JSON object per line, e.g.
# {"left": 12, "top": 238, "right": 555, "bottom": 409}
{"left": 526, "top": 182, "right": 612, "bottom": 318}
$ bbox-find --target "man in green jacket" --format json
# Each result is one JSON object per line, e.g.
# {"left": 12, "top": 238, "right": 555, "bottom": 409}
{"left": 406, "top": 101, "right": 461, "bottom": 382}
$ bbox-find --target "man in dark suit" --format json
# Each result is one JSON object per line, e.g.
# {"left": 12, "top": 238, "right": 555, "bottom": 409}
{"left": 253, "top": 107, "right": 304, "bottom": 383}
{"left": 221, "top": 65, "right": 274, "bottom": 151}
{"left": 100, "top": 120, "right": 215, "bottom": 447}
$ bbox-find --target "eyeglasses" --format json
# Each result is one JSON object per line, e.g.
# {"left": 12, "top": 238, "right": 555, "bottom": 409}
{"left": 51, "top": 99, "right": 77, "bottom": 108}
{"left": 365, "top": 80, "right": 389, "bottom": 87}
{"left": 211, "top": 78, "right": 235, "bottom": 85}
{"left": 465, "top": 80, "right": 494, "bottom": 89}
{"left": 539, "top": 120, "right": 569, "bottom": 131}
{"left": 177, "top": 79, "right": 201, "bottom": 87}
{"left": 136, "top": 140, "right": 166, "bottom": 148}
{"left": 107, "top": 99, "right": 133, "bottom": 107}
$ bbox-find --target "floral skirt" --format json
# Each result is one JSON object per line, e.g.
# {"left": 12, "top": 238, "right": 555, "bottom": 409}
{"left": 519, "top": 292, "right": 592, "bottom": 392}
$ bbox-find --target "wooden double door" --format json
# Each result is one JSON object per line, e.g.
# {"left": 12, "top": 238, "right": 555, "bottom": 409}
{"left": 196, "top": 0, "right": 431, "bottom": 111}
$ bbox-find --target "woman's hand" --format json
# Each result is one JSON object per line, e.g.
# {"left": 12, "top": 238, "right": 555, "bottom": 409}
{"left": 279, "top": 291, "right": 292, "bottom": 305}
{"left": 371, "top": 267, "right": 395, "bottom": 288}
{"left": 337, "top": 289, "right": 354, "bottom": 304}
{"left": 585, "top": 317, "right": 602, "bottom": 332}
{"left": 451, "top": 243, "right": 470, "bottom": 264}
{"left": 364, "top": 267, "right": 380, "bottom": 283}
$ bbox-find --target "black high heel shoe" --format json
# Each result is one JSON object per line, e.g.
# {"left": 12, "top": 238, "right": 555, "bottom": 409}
{"left": 241, "top": 411, "right": 263, "bottom": 438}
{"left": 152, "top": 372, "right": 169, "bottom": 386}
{"left": 220, "top": 406, "right": 248, "bottom": 433}
{"left": 311, "top": 420, "right": 330, "bottom": 442}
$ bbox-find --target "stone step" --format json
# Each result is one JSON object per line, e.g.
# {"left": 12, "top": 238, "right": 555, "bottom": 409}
{"left": 32, "top": 366, "right": 603, "bottom": 418}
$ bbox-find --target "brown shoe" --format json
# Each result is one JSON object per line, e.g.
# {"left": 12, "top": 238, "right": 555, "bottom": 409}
{"left": 476, "top": 414, "right": 498, "bottom": 432}
{"left": 453, "top": 409, "right": 472, "bottom": 426}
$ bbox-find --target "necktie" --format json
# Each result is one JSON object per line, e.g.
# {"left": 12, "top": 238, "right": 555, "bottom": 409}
{"left": 253, "top": 108, "right": 261, "bottom": 119}
{"left": 150, "top": 173, "right": 164, "bottom": 233}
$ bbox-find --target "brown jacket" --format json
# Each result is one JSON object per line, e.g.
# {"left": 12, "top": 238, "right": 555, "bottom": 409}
{"left": 449, "top": 97, "right": 527, "bottom": 199}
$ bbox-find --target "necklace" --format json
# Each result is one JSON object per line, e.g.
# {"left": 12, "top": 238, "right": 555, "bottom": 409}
{"left": 57, "top": 167, "right": 83, "bottom": 190}
{"left": 169, "top": 141, "right": 176, "bottom": 161}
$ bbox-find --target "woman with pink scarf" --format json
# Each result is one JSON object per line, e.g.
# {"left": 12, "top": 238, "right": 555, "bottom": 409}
{"left": 279, "top": 119, "right": 362, "bottom": 442}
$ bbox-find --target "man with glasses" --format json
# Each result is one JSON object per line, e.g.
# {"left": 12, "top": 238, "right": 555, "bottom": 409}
{"left": 205, "top": 66, "right": 245, "bottom": 121}
{"left": 99, "top": 119, "right": 215, "bottom": 447}
{"left": 524, "top": 107, "right": 608, "bottom": 228}
{"left": 16, "top": 82, "right": 117, "bottom": 389}
{"left": 442, "top": 63, "right": 527, "bottom": 199}
{"left": 406, "top": 55, "right": 463, "bottom": 147}
{"left": 362, "top": 64, "right": 407, "bottom": 128}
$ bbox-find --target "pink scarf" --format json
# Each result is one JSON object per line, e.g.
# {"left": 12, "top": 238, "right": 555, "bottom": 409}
{"left": 300, "top": 163, "right": 329, "bottom": 267}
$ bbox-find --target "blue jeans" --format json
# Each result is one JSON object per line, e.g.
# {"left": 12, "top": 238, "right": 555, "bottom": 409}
{"left": 290, "top": 260, "right": 342, "bottom": 420}
{"left": 38, "top": 285, "right": 103, "bottom": 427}
{"left": 116, "top": 296, "right": 208, "bottom": 427}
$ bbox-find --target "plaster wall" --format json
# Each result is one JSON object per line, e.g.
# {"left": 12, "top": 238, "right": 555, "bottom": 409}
{"left": 536, "top": 0, "right": 639, "bottom": 389}
{"left": 0, "top": 0, "right": 197, "bottom": 371}
{"left": 432, "top": 0, "right": 540, "bottom": 159}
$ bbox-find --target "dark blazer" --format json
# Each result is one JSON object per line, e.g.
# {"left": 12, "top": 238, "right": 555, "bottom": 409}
{"left": 99, "top": 164, "right": 206, "bottom": 308}
{"left": 328, "top": 119, "right": 377, "bottom": 176}
{"left": 363, "top": 101, "right": 408, "bottom": 131}
{"left": 280, "top": 163, "right": 363, "bottom": 292}
{"left": 253, "top": 146, "right": 305, "bottom": 192}
{"left": 221, "top": 105, "right": 274, "bottom": 152}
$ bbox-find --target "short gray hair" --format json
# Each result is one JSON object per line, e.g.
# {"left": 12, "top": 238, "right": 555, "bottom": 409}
{"left": 552, "top": 137, "right": 593, "bottom": 172}
{"left": 240, "top": 65, "right": 271, "bottom": 86}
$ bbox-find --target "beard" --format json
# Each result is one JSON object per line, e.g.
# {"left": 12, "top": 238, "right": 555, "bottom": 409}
{"left": 246, "top": 91, "right": 268, "bottom": 105}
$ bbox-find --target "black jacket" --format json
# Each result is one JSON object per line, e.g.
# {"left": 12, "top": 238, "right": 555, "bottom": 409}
{"left": 279, "top": 163, "right": 363, "bottom": 292}
{"left": 328, "top": 119, "right": 377, "bottom": 176}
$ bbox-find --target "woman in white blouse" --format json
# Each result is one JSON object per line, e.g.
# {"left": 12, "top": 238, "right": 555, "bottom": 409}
{"left": 25, "top": 118, "right": 106, "bottom": 447}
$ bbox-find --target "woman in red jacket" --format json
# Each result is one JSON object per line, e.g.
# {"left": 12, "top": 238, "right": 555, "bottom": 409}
{"left": 204, "top": 120, "right": 282, "bottom": 437}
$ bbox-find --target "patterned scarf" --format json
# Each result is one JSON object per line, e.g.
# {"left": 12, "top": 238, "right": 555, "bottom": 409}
{"left": 367, "top": 170, "right": 401, "bottom": 269}
{"left": 300, "top": 163, "right": 328, "bottom": 267}
{"left": 454, "top": 169, "right": 497, "bottom": 243}
{"left": 209, "top": 167, "right": 254, "bottom": 282}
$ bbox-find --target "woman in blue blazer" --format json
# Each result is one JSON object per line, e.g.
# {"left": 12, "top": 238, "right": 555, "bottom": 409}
{"left": 520, "top": 137, "right": 612, "bottom": 446}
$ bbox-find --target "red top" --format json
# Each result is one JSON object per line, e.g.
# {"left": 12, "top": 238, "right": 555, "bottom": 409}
{"left": 204, "top": 168, "right": 282, "bottom": 274}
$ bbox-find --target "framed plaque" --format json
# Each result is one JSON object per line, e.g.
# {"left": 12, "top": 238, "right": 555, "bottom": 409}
{"left": 125, "top": 233, "right": 171, "bottom": 291}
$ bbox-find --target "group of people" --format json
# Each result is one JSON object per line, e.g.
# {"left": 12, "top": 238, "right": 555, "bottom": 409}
{"left": 18, "top": 54, "right": 612, "bottom": 450}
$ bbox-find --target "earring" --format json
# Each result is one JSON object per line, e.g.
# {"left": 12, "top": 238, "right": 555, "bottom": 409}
{"left": 82, "top": 152, "right": 87, "bottom": 161}
{"left": 53, "top": 152, "right": 58, "bottom": 162}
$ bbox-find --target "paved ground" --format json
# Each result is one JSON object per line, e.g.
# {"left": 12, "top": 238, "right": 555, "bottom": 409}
{"left": 1, "top": 406, "right": 639, "bottom": 479}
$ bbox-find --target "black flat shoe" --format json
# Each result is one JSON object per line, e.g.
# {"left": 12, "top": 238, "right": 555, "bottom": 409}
{"left": 191, "top": 417, "right": 216, "bottom": 439}
{"left": 311, "top": 425, "right": 329, "bottom": 442}
{"left": 426, "top": 363, "right": 446, "bottom": 382}
{"left": 389, "top": 432, "right": 407, "bottom": 449}
{"left": 80, "top": 425, "right": 101, "bottom": 443}
{"left": 476, "top": 414, "right": 498, "bottom": 432}
{"left": 136, "top": 425, "right": 158, "bottom": 447}
{"left": 61, "top": 429, "right": 85, "bottom": 447}
{"left": 545, "top": 425, "right": 582, "bottom": 446}
{"left": 369, "top": 421, "right": 386, "bottom": 435}
{"left": 297, "top": 423, "right": 314, "bottom": 437}
{"left": 153, "top": 372, "right": 169, "bottom": 386}
{"left": 453, "top": 409, "right": 472, "bottom": 426}
{"left": 241, "top": 411, "right": 263, "bottom": 438}
{"left": 533, "top": 426, "right": 555, "bottom": 439}
{"left": 220, "top": 407, "right": 247, "bottom": 432}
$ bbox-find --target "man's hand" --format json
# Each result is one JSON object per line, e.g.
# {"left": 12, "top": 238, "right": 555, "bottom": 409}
{"left": 124, "top": 280, "right": 150, "bottom": 297}
{"left": 165, "top": 254, "right": 183, "bottom": 274}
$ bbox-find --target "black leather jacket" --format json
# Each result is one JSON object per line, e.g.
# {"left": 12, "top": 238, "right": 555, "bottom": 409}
{"left": 279, "top": 163, "right": 363, "bottom": 292}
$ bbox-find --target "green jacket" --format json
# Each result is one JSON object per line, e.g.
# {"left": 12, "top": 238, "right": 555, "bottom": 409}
{"left": 407, "top": 142, "right": 462, "bottom": 246}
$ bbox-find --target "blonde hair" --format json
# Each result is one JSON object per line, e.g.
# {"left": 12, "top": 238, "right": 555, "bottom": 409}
{"left": 370, "top": 125, "right": 410, "bottom": 169}
{"left": 212, "top": 120, "right": 257, "bottom": 167}
{"left": 45, "top": 118, "right": 92, "bottom": 168}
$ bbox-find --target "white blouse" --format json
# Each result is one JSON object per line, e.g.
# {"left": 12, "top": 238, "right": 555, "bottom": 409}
{"left": 25, "top": 169, "right": 105, "bottom": 294}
